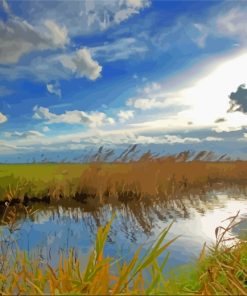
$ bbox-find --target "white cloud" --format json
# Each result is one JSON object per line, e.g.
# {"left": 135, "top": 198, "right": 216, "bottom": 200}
{"left": 0, "top": 140, "right": 31, "bottom": 153}
{"left": 0, "top": 17, "right": 69, "bottom": 64}
{"left": 192, "top": 23, "right": 209, "bottom": 48}
{"left": 205, "top": 137, "right": 224, "bottom": 142}
{"left": 213, "top": 124, "right": 244, "bottom": 133}
{"left": 59, "top": 48, "right": 102, "bottom": 80}
{"left": 118, "top": 110, "right": 134, "bottom": 122}
{"left": 191, "top": 6, "right": 247, "bottom": 48}
{"left": 15, "top": 0, "right": 150, "bottom": 37}
{"left": 43, "top": 20, "right": 68, "bottom": 47}
{"left": 119, "top": 49, "right": 247, "bottom": 139}
{"left": 0, "top": 121, "right": 227, "bottom": 154}
{"left": 1, "top": 0, "right": 11, "bottom": 15}
{"left": 91, "top": 37, "right": 148, "bottom": 62}
{"left": 4, "top": 130, "right": 44, "bottom": 139}
{"left": 0, "top": 48, "right": 102, "bottom": 82}
{"left": 127, "top": 98, "right": 162, "bottom": 110}
{"left": 47, "top": 82, "right": 61, "bottom": 97}
{"left": 127, "top": 82, "right": 169, "bottom": 110}
{"left": 63, "top": 132, "right": 202, "bottom": 146}
{"left": 0, "top": 112, "right": 7, "bottom": 123}
{"left": 106, "top": 0, "right": 150, "bottom": 26}
{"left": 216, "top": 8, "right": 247, "bottom": 42}
{"left": 127, "top": 0, "right": 147, "bottom": 8}
{"left": 143, "top": 82, "right": 161, "bottom": 94}
{"left": 42, "top": 126, "right": 50, "bottom": 132}
{"left": 33, "top": 106, "right": 115, "bottom": 128}
{"left": 0, "top": 141, "right": 20, "bottom": 152}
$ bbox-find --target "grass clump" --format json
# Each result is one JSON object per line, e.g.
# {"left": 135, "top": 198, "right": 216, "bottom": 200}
{"left": 164, "top": 212, "right": 247, "bottom": 295}
{"left": 0, "top": 212, "right": 179, "bottom": 295}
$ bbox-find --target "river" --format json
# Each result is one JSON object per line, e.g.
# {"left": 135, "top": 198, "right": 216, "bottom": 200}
{"left": 0, "top": 188, "right": 247, "bottom": 272}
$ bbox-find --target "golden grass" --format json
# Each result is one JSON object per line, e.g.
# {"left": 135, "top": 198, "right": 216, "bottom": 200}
{"left": 1, "top": 159, "right": 247, "bottom": 203}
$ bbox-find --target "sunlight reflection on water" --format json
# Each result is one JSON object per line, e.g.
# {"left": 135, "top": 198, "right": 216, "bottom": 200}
{"left": 0, "top": 190, "right": 247, "bottom": 269}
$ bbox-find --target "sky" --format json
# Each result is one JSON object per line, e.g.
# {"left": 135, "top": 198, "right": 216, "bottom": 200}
{"left": 1, "top": 0, "right": 247, "bottom": 162}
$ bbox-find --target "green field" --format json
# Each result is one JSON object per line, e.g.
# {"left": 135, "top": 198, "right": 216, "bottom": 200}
{"left": 0, "top": 163, "right": 89, "bottom": 180}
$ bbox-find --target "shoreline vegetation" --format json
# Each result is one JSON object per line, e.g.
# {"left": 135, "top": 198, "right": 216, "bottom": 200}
{"left": 1, "top": 157, "right": 247, "bottom": 205}
{"left": 0, "top": 208, "right": 246, "bottom": 295}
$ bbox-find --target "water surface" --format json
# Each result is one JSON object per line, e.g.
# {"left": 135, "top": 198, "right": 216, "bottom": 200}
{"left": 1, "top": 189, "right": 247, "bottom": 270}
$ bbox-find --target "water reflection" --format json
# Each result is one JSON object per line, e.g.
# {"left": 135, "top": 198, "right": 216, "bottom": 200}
{"left": 0, "top": 188, "right": 247, "bottom": 268}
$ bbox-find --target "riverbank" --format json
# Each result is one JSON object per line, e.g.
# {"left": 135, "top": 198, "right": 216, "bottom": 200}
{"left": 1, "top": 160, "right": 247, "bottom": 205}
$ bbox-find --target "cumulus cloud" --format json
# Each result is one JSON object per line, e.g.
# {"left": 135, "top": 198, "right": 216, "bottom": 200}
{"left": 47, "top": 81, "right": 61, "bottom": 97}
{"left": 126, "top": 82, "right": 168, "bottom": 110}
{"left": 0, "top": 0, "right": 148, "bottom": 81}
{"left": 0, "top": 112, "right": 7, "bottom": 123}
{"left": 4, "top": 130, "right": 44, "bottom": 139}
{"left": 118, "top": 110, "right": 134, "bottom": 122}
{"left": 33, "top": 106, "right": 115, "bottom": 128}
{"left": 59, "top": 48, "right": 102, "bottom": 80}
{"left": 0, "top": 17, "right": 69, "bottom": 64}
{"left": 0, "top": 48, "right": 102, "bottom": 82}
{"left": 228, "top": 84, "right": 247, "bottom": 113}
{"left": 43, "top": 20, "right": 68, "bottom": 47}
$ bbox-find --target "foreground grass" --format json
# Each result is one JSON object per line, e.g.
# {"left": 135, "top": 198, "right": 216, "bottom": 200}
{"left": 0, "top": 210, "right": 246, "bottom": 295}
{"left": 165, "top": 213, "right": 247, "bottom": 295}
{"left": 1, "top": 159, "right": 247, "bottom": 204}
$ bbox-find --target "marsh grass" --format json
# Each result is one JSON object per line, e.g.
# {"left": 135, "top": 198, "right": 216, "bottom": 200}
{"left": 0, "top": 204, "right": 246, "bottom": 295}
{"left": 1, "top": 159, "right": 247, "bottom": 205}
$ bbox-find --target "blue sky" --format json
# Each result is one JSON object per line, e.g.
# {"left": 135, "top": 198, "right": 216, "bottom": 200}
{"left": 1, "top": 0, "right": 247, "bottom": 162}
